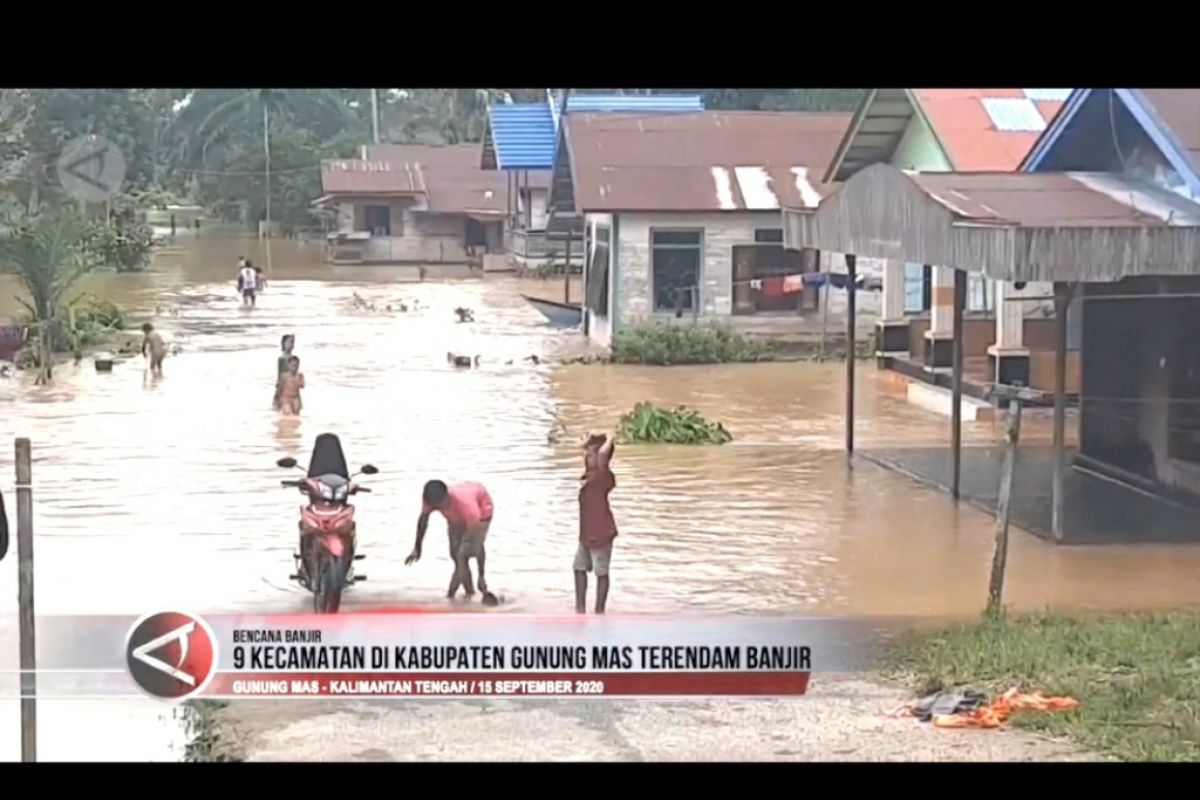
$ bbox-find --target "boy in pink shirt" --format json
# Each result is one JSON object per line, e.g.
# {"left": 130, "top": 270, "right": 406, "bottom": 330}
{"left": 406, "top": 480, "right": 494, "bottom": 599}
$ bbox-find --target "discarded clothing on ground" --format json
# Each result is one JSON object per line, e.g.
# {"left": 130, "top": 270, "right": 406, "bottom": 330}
{"left": 887, "top": 686, "right": 1080, "bottom": 729}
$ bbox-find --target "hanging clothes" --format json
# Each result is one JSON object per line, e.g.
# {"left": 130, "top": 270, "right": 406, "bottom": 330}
{"left": 782, "top": 274, "right": 805, "bottom": 294}
{"left": 761, "top": 277, "right": 786, "bottom": 298}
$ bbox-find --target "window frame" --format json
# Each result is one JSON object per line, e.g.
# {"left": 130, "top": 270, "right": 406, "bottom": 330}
{"left": 650, "top": 227, "right": 705, "bottom": 313}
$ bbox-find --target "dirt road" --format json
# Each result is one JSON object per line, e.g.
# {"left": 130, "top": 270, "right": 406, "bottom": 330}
{"left": 212, "top": 676, "right": 1101, "bottom": 762}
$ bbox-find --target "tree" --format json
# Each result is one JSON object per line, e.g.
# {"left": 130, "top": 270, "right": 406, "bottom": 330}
{"left": 0, "top": 206, "right": 99, "bottom": 383}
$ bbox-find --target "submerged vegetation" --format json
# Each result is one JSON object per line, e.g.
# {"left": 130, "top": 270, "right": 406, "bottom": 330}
{"left": 612, "top": 324, "right": 773, "bottom": 365}
{"left": 618, "top": 402, "right": 732, "bottom": 445}
{"left": 884, "top": 611, "right": 1200, "bottom": 762}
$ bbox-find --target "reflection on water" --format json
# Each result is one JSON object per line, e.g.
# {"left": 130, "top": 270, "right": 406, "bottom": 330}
{"left": 2, "top": 229, "right": 1200, "bottom": 759}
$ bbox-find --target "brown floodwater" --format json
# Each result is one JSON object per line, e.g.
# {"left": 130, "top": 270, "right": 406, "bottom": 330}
{"left": 2, "top": 229, "right": 1200, "bottom": 759}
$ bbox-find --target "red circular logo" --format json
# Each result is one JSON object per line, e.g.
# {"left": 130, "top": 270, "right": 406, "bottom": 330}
{"left": 125, "top": 612, "right": 217, "bottom": 700}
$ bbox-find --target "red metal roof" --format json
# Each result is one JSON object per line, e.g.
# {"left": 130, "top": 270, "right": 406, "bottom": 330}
{"left": 565, "top": 111, "right": 849, "bottom": 212}
{"left": 912, "top": 89, "right": 1065, "bottom": 172}
{"left": 912, "top": 90, "right": 1065, "bottom": 172}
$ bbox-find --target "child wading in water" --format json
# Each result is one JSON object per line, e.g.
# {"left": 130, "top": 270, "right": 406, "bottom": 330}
{"left": 141, "top": 323, "right": 167, "bottom": 377}
{"left": 576, "top": 432, "right": 618, "bottom": 614}
{"left": 277, "top": 355, "right": 305, "bottom": 415}
{"left": 273, "top": 334, "right": 295, "bottom": 409}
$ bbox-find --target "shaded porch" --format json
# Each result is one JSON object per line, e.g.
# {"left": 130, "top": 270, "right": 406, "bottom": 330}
{"left": 783, "top": 163, "right": 1200, "bottom": 543}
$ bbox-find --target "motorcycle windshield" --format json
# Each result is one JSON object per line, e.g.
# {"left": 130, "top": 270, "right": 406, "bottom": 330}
{"left": 307, "top": 433, "right": 350, "bottom": 479}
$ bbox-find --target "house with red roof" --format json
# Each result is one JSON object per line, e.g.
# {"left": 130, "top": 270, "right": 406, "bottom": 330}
{"left": 826, "top": 89, "right": 1070, "bottom": 392}
{"left": 317, "top": 144, "right": 508, "bottom": 265}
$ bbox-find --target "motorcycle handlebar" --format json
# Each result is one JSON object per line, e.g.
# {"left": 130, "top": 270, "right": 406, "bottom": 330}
{"left": 355, "top": 487, "right": 372, "bottom": 493}
{"left": 281, "top": 479, "right": 302, "bottom": 488}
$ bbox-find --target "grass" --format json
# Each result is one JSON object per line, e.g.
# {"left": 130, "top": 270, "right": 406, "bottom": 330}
{"left": 883, "top": 611, "right": 1200, "bottom": 761}
{"left": 617, "top": 402, "right": 732, "bottom": 445}
{"left": 179, "top": 700, "right": 242, "bottom": 762}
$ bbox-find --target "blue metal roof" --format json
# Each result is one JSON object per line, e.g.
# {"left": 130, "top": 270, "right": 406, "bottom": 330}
{"left": 484, "top": 94, "right": 706, "bottom": 172}
{"left": 487, "top": 103, "right": 558, "bottom": 170}
{"left": 565, "top": 94, "right": 705, "bottom": 113}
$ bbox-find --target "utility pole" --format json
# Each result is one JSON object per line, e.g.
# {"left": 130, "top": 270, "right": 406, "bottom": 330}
{"left": 370, "top": 89, "right": 381, "bottom": 144}
{"left": 263, "top": 101, "right": 273, "bottom": 274}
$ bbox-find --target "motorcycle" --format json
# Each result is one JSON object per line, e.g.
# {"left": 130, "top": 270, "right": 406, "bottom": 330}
{"left": 276, "top": 433, "right": 378, "bottom": 613}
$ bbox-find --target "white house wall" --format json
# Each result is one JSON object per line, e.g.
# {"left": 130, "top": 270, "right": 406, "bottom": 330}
{"left": 615, "top": 211, "right": 784, "bottom": 329}
{"left": 583, "top": 212, "right": 614, "bottom": 348}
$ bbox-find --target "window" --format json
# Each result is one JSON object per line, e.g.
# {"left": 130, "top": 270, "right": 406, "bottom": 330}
{"left": 364, "top": 205, "right": 392, "bottom": 236}
{"left": 967, "top": 275, "right": 994, "bottom": 313}
{"left": 652, "top": 229, "right": 702, "bottom": 312}
{"left": 903, "top": 263, "right": 925, "bottom": 313}
{"left": 754, "top": 228, "right": 784, "bottom": 244}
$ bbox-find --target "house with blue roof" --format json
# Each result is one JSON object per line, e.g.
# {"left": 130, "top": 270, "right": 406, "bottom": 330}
{"left": 1019, "top": 88, "right": 1200, "bottom": 503}
{"left": 477, "top": 91, "right": 705, "bottom": 276}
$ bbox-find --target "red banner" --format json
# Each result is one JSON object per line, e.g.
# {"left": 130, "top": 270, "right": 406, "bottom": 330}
{"left": 205, "top": 671, "right": 810, "bottom": 698}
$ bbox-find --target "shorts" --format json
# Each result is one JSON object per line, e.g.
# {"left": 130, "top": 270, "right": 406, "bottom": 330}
{"left": 574, "top": 543, "right": 612, "bottom": 577}
{"left": 449, "top": 519, "right": 491, "bottom": 561}
{"left": 242, "top": 288, "right": 257, "bottom": 299}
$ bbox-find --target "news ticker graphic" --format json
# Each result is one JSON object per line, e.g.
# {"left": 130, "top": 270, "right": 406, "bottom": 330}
{"left": 0, "top": 613, "right": 889, "bottom": 701}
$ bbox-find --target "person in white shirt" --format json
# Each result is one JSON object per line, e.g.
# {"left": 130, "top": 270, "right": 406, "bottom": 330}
{"left": 237, "top": 259, "right": 259, "bottom": 307}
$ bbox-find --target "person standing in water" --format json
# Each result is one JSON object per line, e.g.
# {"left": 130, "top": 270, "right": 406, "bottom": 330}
{"left": 277, "top": 355, "right": 305, "bottom": 415}
{"left": 274, "top": 334, "right": 296, "bottom": 409}
{"left": 141, "top": 323, "right": 167, "bottom": 378}
{"left": 576, "top": 433, "right": 618, "bottom": 614}
{"left": 237, "top": 259, "right": 259, "bottom": 307}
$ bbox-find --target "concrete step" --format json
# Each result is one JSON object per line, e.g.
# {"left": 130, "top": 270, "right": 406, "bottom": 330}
{"left": 904, "top": 380, "right": 996, "bottom": 422}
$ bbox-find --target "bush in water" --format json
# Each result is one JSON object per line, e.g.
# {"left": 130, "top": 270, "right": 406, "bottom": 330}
{"left": 611, "top": 323, "right": 772, "bottom": 365}
{"left": 617, "top": 402, "right": 732, "bottom": 445}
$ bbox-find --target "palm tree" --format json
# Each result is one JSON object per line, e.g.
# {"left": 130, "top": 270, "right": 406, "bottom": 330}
{"left": 0, "top": 207, "right": 97, "bottom": 383}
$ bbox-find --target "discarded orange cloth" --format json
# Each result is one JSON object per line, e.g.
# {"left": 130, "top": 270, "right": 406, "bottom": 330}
{"left": 931, "top": 687, "right": 1079, "bottom": 729}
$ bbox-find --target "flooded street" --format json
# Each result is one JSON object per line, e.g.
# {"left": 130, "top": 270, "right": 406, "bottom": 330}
{"left": 3, "top": 231, "right": 1200, "bottom": 760}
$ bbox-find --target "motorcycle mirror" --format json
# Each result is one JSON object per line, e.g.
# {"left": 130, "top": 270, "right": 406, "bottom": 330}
{"left": 276, "top": 457, "right": 298, "bottom": 469}
{"left": 360, "top": 464, "right": 379, "bottom": 475}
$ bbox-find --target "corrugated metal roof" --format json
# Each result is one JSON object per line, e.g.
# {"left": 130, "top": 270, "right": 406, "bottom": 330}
{"left": 484, "top": 103, "right": 558, "bottom": 171}
{"left": 320, "top": 160, "right": 425, "bottom": 195}
{"left": 783, "top": 163, "right": 1200, "bottom": 283}
{"left": 908, "top": 171, "right": 1200, "bottom": 227}
{"left": 1136, "top": 89, "right": 1200, "bottom": 173}
{"left": 481, "top": 94, "right": 706, "bottom": 172}
{"left": 981, "top": 98, "right": 1049, "bottom": 132}
{"left": 1023, "top": 89, "right": 1072, "bottom": 101}
{"left": 321, "top": 144, "right": 508, "bottom": 214}
{"left": 826, "top": 89, "right": 1069, "bottom": 181}
{"left": 565, "top": 94, "right": 704, "bottom": 113}
{"left": 565, "top": 111, "right": 848, "bottom": 211}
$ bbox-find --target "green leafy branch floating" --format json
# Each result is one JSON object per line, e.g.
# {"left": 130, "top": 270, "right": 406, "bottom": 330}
{"left": 617, "top": 402, "right": 732, "bottom": 445}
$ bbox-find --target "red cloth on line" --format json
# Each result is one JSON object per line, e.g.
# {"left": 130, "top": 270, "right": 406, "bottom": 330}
{"left": 761, "top": 278, "right": 786, "bottom": 298}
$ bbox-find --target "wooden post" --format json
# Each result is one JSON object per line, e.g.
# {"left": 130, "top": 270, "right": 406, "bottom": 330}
{"left": 986, "top": 396, "right": 1023, "bottom": 618}
{"left": 951, "top": 269, "right": 967, "bottom": 498}
{"left": 563, "top": 236, "right": 571, "bottom": 305}
{"left": 1051, "top": 282, "right": 1074, "bottom": 543}
{"left": 820, "top": 279, "right": 829, "bottom": 361}
{"left": 16, "top": 438, "right": 36, "bottom": 762}
{"left": 845, "top": 254, "right": 857, "bottom": 455}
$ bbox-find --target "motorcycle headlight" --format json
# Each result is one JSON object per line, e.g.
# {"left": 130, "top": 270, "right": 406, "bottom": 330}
{"left": 334, "top": 485, "right": 349, "bottom": 501}
{"left": 319, "top": 484, "right": 334, "bottom": 501}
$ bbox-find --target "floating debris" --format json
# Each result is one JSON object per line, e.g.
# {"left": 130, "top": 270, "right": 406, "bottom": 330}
{"left": 455, "top": 307, "right": 475, "bottom": 323}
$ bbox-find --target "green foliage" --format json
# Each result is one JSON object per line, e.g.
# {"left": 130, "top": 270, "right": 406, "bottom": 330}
{"left": 82, "top": 216, "right": 155, "bottom": 272}
{"left": 66, "top": 295, "right": 127, "bottom": 349}
{"left": 617, "top": 402, "right": 732, "bottom": 445}
{"left": 884, "top": 611, "right": 1200, "bottom": 762}
{"left": 612, "top": 323, "right": 772, "bottom": 365}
